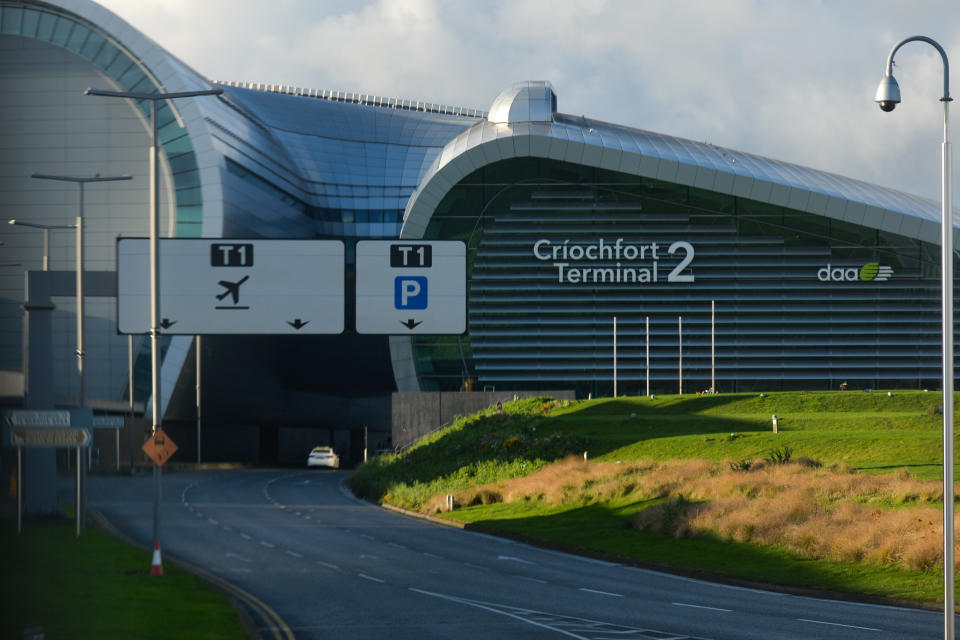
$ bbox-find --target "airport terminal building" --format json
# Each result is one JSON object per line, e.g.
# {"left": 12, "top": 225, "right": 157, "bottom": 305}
{"left": 1, "top": 0, "right": 956, "bottom": 462}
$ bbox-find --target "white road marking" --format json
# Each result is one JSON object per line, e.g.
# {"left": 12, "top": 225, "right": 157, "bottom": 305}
{"left": 260, "top": 541, "right": 275, "bottom": 548}
{"left": 498, "top": 554, "right": 536, "bottom": 565}
{"left": 423, "top": 552, "right": 443, "bottom": 559}
{"left": 285, "top": 550, "right": 303, "bottom": 558}
{"left": 207, "top": 518, "right": 218, "bottom": 525}
{"left": 223, "top": 526, "right": 232, "bottom": 532}
{"left": 409, "top": 589, "right": 593, "bottom": 639}
{"left": 240, "top": 533, "right": 251, "bottom": 540}
{"left": 519, "top": 576, "right": 548, "bottom": 584}
{"left": 225, "top": 552, "right": 251, "bottom": 563}
{"left": 316, "top": 560, "right": 340, "bottom": 570}
{"left": 464, "top": 563, "right": 489, "bottom": 572}
{"left": 623, "top": 566, "right": 788, "bottom": 598}
{"left": 387, "top": 542, "right": 407, "bottom": 549}
{"left": 579, "top": 588, "right": 624, "bottom": 598}
{"left": 796, "top": 618, "right": 882, "bottom": 632}
{"left": 360, "top": 534, "right": 376, "bottom": 541}
{"left": 672, "top": 602, "right": 732, "bottom": 613}
{"left": 358, "top": 573, "right": 385, "bottom": 583}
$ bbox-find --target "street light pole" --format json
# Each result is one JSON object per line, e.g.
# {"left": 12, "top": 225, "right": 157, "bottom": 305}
{"left": 875, "top": 35, "right": 954, "bottom": 640}
{"left": 85, "top": 86, "right": 222, "bottom": 568}
{"left": 29, "top": 173, "right": 132, "bottom": 412}
{"left": 26, "top": 172, "right": 131, "bottom": 535}
{"left": 8, "top": 219, "right": 76, "bottom": 272}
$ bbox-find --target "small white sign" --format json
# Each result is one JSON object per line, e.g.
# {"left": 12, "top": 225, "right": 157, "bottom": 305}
{"left": 93, "top": 415, "right": 125, "bottom": 429}
{"left": 5, "top": 410, "right": 71, "bottom": 427}
{"left": 118, "top": 239, "right": 344, "bottom": 335}
{"left": 355, "top": 241, "right": 466, "bottom": 335}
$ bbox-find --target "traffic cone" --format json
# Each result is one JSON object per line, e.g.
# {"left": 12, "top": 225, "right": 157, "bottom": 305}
{"left": 150, "top": 540, "right": 163, "bottom": 576}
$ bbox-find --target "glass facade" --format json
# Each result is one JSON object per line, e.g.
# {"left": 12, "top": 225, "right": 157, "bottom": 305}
{"left": 0, "top": 2, "right": 203, "bottom": 237}
{"left": 414, "top": 158, "right": 947, "bottom": 395}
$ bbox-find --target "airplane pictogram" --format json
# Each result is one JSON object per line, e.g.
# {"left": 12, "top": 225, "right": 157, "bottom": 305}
{"left": 216, "top": 275, "right": 249, "bottom": 305}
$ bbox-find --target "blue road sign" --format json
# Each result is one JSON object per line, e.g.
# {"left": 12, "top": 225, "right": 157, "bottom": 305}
{"left": 395, "top": 276, "right": 428, "bottom": 309}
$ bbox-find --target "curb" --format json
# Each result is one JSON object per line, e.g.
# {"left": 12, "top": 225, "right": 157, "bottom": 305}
{"left": 88, "top": 509, "right": 295, "bottom": 640}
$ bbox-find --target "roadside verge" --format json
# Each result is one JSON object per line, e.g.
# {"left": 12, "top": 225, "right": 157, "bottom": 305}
{"left": 89, "top": 509, "right": 295, "bottom": 640}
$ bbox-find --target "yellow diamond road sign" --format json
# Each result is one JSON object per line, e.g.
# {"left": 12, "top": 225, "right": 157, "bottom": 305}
{"left": 142, "top": 428, "right": 178, "bottom": 467}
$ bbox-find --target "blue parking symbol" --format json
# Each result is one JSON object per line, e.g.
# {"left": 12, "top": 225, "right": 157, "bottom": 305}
{"left": 395, "top": 276, "right": 428, "bottom": 309}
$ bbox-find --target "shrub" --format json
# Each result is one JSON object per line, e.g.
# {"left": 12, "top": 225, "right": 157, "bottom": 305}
{"left": 729, "top": 459, "right": 753, "bottom": 472}
{"left": 765, "top": 445, "right": 793, "bottom": 465}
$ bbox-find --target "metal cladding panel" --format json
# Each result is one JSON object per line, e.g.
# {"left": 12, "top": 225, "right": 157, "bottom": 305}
{"left": 459, "top": 181, "right": 947, "bottom": 392}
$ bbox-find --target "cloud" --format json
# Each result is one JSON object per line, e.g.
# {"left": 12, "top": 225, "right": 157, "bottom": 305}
{"left": 94, "top": 0, "right": 960, "bottom": 201}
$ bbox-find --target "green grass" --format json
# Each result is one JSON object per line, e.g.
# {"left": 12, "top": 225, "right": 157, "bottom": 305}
{"left": 351, "top": 390, "right": 959, "bottom": 603}
{"left": 444, "top": 499, "right": 942, "bottom": 602}
{"left": 540, "top": 391, "right": 949, "bottom": 479}
{"left": 0, "top": 515, "right": 247, "bottom": 640}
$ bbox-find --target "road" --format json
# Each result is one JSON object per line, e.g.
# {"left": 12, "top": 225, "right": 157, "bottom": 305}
{"left": 86, "top": 469, "right": 948, "bottom": 639}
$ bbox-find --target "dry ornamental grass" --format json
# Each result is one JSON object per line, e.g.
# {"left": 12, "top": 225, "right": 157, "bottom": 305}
{"left": 431, "top": 455, "right": 954, "bottom": 572}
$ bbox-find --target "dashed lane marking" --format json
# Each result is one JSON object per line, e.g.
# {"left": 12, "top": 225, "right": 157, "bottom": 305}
{"left": 796, "top": 618, "right": 882, "bottom": 632}
{"left": 579, "top": 588, "right": 624, "bottom": 598}
{"left": 672, "top": 603, "right": 733, "bottom": 613}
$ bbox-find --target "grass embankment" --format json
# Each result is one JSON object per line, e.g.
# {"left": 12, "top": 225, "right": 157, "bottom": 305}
{"left": 351, "top": 391, "right": 958, "bottom": 603}
{"left": 0, "top": 514, "right": 247, "bottom": 640}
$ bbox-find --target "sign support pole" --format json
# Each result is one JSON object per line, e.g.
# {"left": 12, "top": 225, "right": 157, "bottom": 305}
{"left": 645, "top": 316, "right": 650, "bottom": 397}
{"left": 16, "top": 447, "right": 22, "bottom": 535}
{"left": 711, "top": 300, "right": 716, "bottom": 394}
{"left": 678, "top": 316, "right": 683, "bottom": 395}
{"left": 196, "top": 335, "right": 202, "bottom": 464}
{"left": 75, "top": 447, "right": 82, "bottom": 537}
{"left": 128, "top": 334, "right": 135, "bottom": 474}
{"left": 613, "top": 316, "right": 617, "bottom": 398}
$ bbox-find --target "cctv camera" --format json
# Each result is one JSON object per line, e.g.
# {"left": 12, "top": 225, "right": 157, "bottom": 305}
{"left": 877, "top": 101, "right": 897, "bottom": 112}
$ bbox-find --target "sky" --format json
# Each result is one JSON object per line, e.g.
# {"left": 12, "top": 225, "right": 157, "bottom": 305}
{"left": 96, "top": 0, "right": 960, "bottom": 205}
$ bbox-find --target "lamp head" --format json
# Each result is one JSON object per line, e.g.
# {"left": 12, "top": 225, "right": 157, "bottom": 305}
{"left": 875, "top": 74, "right": 901, "bottom": 112}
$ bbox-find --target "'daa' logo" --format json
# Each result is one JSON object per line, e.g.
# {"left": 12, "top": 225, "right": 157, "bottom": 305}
{"left": 817, "top": 262, "right": 893, "bottom": 282}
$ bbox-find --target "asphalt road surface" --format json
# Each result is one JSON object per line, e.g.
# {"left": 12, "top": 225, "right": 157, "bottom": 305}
{"left": 84, "top": 469, "right": 950, "bottom": 639}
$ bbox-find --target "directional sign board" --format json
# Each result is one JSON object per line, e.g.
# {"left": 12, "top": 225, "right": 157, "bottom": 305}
{"left": 117, "top": 239, "right": 344, "bottom": 335}
{"left": 3, "top": 409, "right": 93, "bottom": 448}
{"left": 355, "top": 240, "right": 466, "bottom": 334}
{"left": 11, "top": 428, "right": 91, "bottom": 447}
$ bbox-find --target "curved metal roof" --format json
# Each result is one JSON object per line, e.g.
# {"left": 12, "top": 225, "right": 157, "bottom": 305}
{"left": 401, "top": 90, "right": 953, "bottom": 247}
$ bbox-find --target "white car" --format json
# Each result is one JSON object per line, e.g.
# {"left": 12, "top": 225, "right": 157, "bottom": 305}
{"left": 307, "top": 446, "right": 340, "bottom": 469}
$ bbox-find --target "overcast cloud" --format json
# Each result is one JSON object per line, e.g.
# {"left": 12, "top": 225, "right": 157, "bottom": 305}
{"left": 96, "top": 0, "right": 960, "bottom": 204}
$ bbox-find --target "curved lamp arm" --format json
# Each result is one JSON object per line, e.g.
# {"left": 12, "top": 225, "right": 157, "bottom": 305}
{"left": 883, "top": 35, "right": 951, "bottom": 101}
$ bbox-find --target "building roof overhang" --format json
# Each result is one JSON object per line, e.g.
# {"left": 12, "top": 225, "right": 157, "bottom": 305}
{"left": 400, "top": 108, "right": 953, "bottom": 248}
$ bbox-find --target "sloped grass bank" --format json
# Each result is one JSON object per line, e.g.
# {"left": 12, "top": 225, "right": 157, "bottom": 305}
{"left": 351, "top": 391, "right": 958, "bottom": 603}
